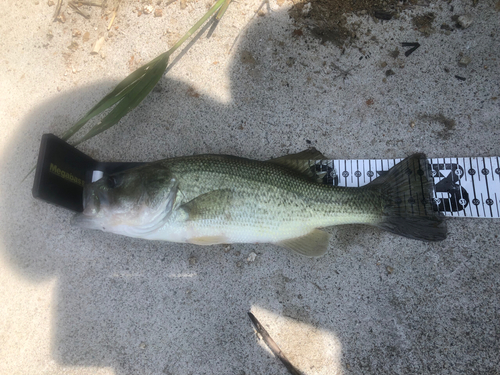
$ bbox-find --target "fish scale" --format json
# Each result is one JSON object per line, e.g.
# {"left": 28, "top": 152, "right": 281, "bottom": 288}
{"left": 168, "top": 156, "right": 378, "bottom": 223}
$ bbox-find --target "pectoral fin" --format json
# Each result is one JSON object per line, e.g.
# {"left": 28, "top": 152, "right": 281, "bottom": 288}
{"left": 181, "top": 189, "right": 234, "bottom": 221}
{"left": 276, "top": 229, "right": 331, "bottom": 257}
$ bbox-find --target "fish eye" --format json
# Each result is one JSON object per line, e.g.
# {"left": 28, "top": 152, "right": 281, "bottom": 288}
{"left": 106, "top": 175, "right": 117, "bottom": 189}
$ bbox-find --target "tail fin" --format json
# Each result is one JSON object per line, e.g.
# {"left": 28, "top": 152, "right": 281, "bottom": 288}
{"left": 373, "top": 153, "right": 447, "bottom": 241}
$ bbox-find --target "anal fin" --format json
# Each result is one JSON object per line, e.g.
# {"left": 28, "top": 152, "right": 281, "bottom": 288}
{"left": 188, "top": 235, "right": 228, "bottom": 245}
{"left": 276, "top": 229, "right": 331, "bottom": 257}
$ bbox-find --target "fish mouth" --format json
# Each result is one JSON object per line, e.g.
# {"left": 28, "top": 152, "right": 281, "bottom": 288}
{"left": 83, "top": 184, "right": 109, "bottom": 211}
{"left": 71, "top": 213, "right": 104, "bottom": 230}
{"left": 72, "top": 185, "right": 108, "bottom": 230}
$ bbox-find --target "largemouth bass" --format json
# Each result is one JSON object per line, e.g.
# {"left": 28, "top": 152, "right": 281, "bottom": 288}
{"left": 72, "top": 149, "right": 446, "bottom": 257}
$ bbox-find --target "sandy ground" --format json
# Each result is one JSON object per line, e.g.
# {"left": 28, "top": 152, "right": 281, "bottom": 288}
{"left": 1, "top": 0, "right": 499, "bottom": 374}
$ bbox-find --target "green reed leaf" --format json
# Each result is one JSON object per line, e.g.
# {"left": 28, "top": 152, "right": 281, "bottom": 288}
{"left": 73, "top": 52, "right": 170, "bottom": 145}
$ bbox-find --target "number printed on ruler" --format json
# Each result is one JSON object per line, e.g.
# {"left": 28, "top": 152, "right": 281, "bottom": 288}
{"left": 314, "top": 157, "right": 500, "bottom": 218}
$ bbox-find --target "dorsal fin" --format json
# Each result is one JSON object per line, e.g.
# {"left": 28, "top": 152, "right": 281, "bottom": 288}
{"left": 267, "top": 148, "right": 327, "bottom": 182}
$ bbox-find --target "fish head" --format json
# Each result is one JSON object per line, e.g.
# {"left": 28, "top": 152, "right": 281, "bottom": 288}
{"left": 71, "top": 166, "right": 177, "bottom": 236}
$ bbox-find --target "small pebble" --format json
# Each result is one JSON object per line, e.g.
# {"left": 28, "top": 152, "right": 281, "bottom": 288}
{"left": 458, "top": 56, "right": 471, "bottom": 67}
{"left": 188, "top": 256, "right": 197, "bottom": 265}
{"left": 56, "top": 13, "right": 66, "bottom": 23}
{"left": 246, "top": 252, "right": 257, "bottom": 262}
{"left": 385, "top": 69, "right": 395, "bottom": 77}
{"left": 67, "top": 41, "right": 78, "bottom": 52}
{"left": 386, "top": 266, "right": 394, "bottom": 274}
{"left": 457, "top": 14, "right": 473, "bottom": 29}
{"left": 301, "top": 2, "right": 312, "bottom": 15}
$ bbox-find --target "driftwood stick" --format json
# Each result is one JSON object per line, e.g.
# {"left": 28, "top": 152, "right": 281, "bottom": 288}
{"left": 248, "top": 312, "right": 303, "bottom": 375}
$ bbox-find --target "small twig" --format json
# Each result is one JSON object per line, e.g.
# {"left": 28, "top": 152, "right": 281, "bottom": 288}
{"left": 76, "top": 1, "right": 103, "bottom": 6}
{"left": 402, "top": 42, "right": 420, "bottom": 57}
{"left": 52, "top": 0, "right": 63, "bottom": 21}
{"left": 107, "top": 2, "right": 119, "bottom": 30}
{"left": 312, "top": 282, "right": 323, "bottom": 291}
{"left": 69, "top": 1, "right": 91, "bottom": 19}
{"left": 248, "top": 312, "right": 303, "bottom": 375}
{"left": 331, "top": 62, "right": 358, "bottom": 81}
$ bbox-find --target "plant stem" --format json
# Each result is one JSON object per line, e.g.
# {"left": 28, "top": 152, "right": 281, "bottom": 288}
{"left": 168, "top": 0, "right": 227, "bottom": 56}
{"left": 216, "top": 0, "right": 232, "bottom": 20}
